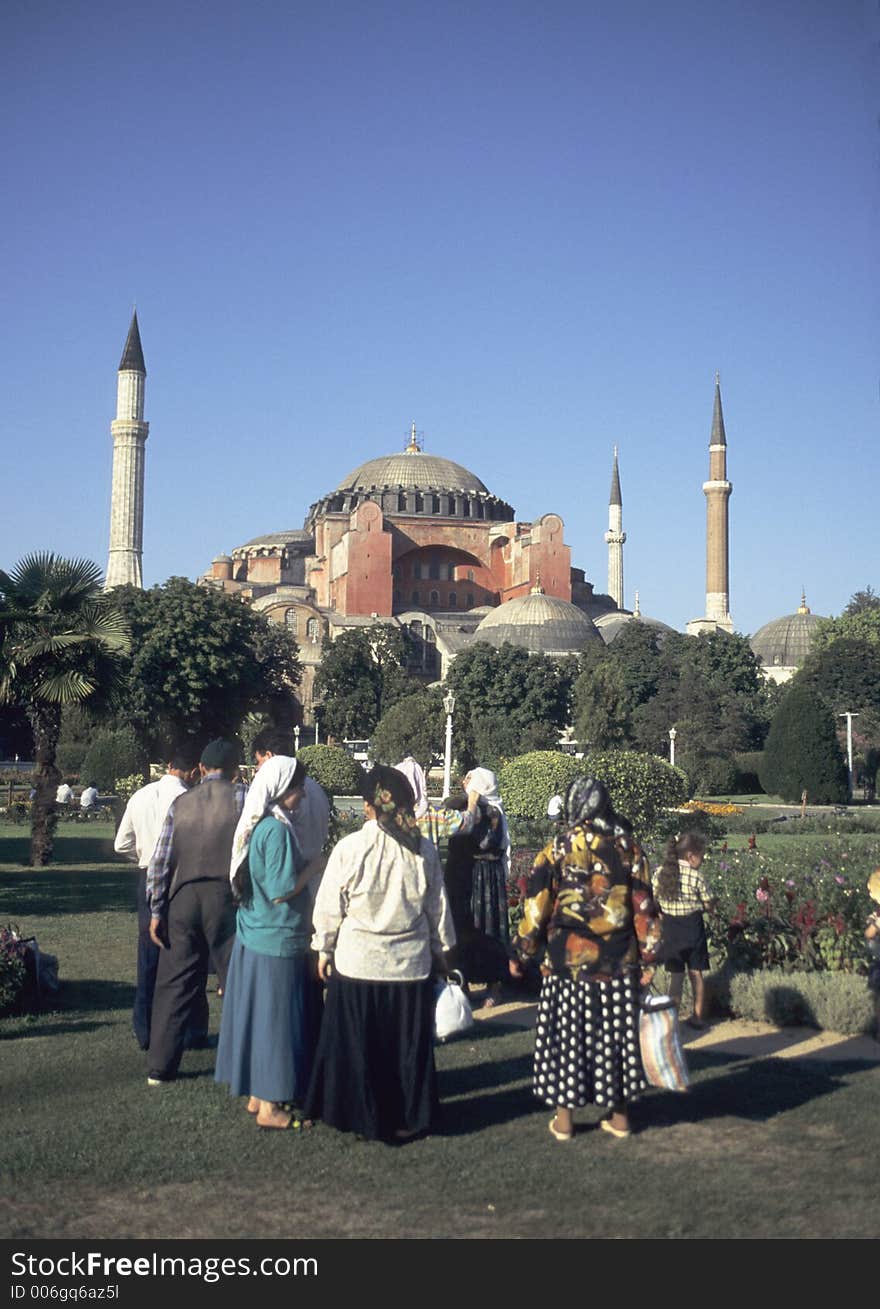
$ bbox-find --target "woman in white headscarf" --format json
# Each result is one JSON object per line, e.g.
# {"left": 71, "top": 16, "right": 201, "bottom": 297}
{"left": 216, "top": 757, "right": 322, "bottom": 1130}
{"left": 443, "top": 767, "right": 511, "bottom": 1007}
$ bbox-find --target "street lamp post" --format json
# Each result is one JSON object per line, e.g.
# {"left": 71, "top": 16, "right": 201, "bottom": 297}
{"left": 668, "top": 726, "right": 677, "bottom": 768}
{"left": 294, "top": 724, "right": 301, "bottom": 755}
{"left": 443, "top": 690, "right": 456, "bottom": 798}
{"left": 839, "top": 711, "right": 858, "bottom": 800}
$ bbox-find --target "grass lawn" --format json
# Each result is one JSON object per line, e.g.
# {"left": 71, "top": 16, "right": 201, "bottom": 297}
{"left": 2, "top": 827, "right": 879, "bottom": 1240}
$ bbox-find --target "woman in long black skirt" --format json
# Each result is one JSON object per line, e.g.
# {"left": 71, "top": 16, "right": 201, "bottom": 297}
{"left": 305, "top": 766, "right": 456, "bottom": 1142}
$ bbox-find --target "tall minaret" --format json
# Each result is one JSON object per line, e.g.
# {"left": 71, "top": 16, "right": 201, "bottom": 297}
{"left": 604, "top": 445, "right": 625, "bottom": 609}
{"left": 688, "top": 373, "right": 733, "bottom": 634}
{"left": 105, "top": 312, "right": 148, "bottom": 589}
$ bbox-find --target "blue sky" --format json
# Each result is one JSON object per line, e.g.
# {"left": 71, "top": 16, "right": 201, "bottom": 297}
{"left": 2, "top": 0, "right": 877, "bottom": 638}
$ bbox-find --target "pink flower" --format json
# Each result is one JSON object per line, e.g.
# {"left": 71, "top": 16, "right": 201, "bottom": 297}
{"left": 834, "top": 875, "right": 846, "bottom": 886}
{"left": 785, "top": 879, "right": 796, "bottom": 888}
{"left": 756, "top": 888, "right": 770, "bottom": 903}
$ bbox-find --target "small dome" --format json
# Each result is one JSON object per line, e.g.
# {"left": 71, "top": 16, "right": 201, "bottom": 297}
{"left": 212, "top": 554, "right": 232, "bottom": 564}
{"left": 336, "top": 449, "right": 489, "bottom": 496}
{"left": 234, "top": 529, "right": 314, "bottom": 552}
{"left": 594, "top": 611, "right": 676, "bottom": 644}
{"left": 750, "top": 598, "right": 826, "bottom": 670}
{"left": 475, "top": 590, "right": 602, "bottom": 654}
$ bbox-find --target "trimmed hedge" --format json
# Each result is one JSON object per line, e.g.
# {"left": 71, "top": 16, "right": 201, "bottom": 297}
{"left": 498, "top": 748, "right": 688, "bottom": 831}
{"left": 296, "top": 745, "right": 364, "bottom": 797}
{"left": 652, "top": 965, "right": 875, "bottom": 1035}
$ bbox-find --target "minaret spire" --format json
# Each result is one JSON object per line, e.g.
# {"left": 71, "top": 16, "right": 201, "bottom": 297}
{"left": 604, "top": 445, "right": 626, "bottom": 609}
{"left": 105, "top": 313, "right": 149, "bottom": 589}
{"left": 688, "top": 374, "right": 733, "bottom": 634}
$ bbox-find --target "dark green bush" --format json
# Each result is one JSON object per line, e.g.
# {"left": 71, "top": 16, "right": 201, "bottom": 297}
{"left": 0, "top": 926, "right": 29, "bottom": 1016}
{"left": 760, "top": 685, "right": 847, "bottom": 804}
{"left": 80, "top": 728, "right": 147, "bottom": 794}
{"left": 297, "top": 745, "right": 364, "bottom": 797}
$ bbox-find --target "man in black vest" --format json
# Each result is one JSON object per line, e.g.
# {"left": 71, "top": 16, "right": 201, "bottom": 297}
{"left": 145, "top": 739, "right": 244, "bottom": 1085}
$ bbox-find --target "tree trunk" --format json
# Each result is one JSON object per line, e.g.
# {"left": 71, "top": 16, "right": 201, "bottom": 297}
{"left": 28, "top": 705, "right": 62, "bottom": 867}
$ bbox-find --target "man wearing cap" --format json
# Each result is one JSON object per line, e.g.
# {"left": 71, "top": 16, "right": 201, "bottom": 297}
{"left": 145, "top": 739, "right": 244, "bottom": 1085}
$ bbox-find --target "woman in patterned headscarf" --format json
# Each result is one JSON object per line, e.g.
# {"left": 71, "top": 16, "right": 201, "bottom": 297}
{"left": 304, "top": 765, "right": 456, "bottom": 1142}
{"left": 510, "top": 776, "right": 661, "bottom": 1142}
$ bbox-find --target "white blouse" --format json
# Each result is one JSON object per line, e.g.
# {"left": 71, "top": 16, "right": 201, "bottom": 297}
{"left": 311, "top": 820, "right": 456, "bottom": 981}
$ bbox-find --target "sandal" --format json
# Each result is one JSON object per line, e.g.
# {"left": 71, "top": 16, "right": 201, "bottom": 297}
{"left": 257, "top": 1112, "right": 312, "bottom": 1132}
{"left": 600, "top": 1118, "right": 631, "bottom": 1139}
{"left": 549, "top": 1115, "right": 573, "bottom": 1141}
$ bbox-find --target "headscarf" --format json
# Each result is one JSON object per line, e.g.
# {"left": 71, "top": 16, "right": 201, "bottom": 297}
{"left": 394, "top": 756, "right": 429, "bottom": 818}
{"left": 564, "top": 775, "right": 617, "bottom": 830}
{"left": 463, "top": 766, "right": 510, "bottom": 872}
{"left": 362, "top": 764, "right": 422, "bottom": 854}
{"left": 229, "top": 755, "right": 306, "bottom": 884}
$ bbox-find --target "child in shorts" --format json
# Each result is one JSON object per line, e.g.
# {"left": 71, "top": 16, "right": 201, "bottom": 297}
{"left": 653, "top": 832, "right": 715, "bottom": 1028}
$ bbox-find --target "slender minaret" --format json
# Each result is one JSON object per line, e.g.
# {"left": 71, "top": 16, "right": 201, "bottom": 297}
{"left": 604, "top": 445, "right": 625, "bottom": 609}
{"left": 105, "top": 312, "right": 148, "bottom": 589}
{"left": 688, "top": 374, "right": 733, "bottom": 634}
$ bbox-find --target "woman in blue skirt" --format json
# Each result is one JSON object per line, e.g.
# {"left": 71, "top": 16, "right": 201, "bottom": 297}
{"left": 217, "top": 756, "right": 323, "bottom": 1130}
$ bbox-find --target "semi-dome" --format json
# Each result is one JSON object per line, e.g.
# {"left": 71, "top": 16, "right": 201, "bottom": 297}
{"left": 475, "top": 589, "right": 602, "bottom": 654}
{"left": 337, "top": 449, "right": 489, "bottom": 495}
{"left": 750, "top": 594, "right": 825, "bottom": 678}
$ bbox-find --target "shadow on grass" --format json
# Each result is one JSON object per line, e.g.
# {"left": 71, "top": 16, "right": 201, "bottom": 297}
{"left": 644, "top": 1056, "right": 854, "bottom": 1128}
{"left": 0, "top": 869, "right": 135, "bottom": 916}
{"left": 0, "top": 979, "right": 135, "bottom": 1035}
{"left": 0, "top": 831, "right": 120, "bottom": 871}
{"left": 0, "top": 1018, "right": 117, "bottom": 1040}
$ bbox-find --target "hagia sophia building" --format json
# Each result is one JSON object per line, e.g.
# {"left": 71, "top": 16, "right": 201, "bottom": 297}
{"left": 105, "top": 313, "right": 823, "bottom": 723}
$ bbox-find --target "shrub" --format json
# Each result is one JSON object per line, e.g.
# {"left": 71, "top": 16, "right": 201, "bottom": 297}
{"left": 498, "top": 748, "right": 688, "bottom": 831}
{"left": 0, "top": 926, "right": 29, "bottom": 1015}
{"left": 497, "top": 752, "right": 584, "bottom": 820}
{"left": 733, "top": 751, "right": 765, "bottom": 793}
{"left": 296, "top": 744, "right": 364, "bottom": 797}
{"left": 114, "top": 774, "right": 146, "bottom": 806}
{"left": 759, "top": 684, "right": 847, "bottom": 804}
{"left": 80, "top": 728, "right": 147, "bottom": 794}
{"left": 728, "top": 970, "right": 874, "bottom": 1035}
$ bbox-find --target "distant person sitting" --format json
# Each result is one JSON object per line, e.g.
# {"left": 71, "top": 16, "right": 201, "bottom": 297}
{"left": 55, "top": 781, "right": 74, "bottom": 805}
{"left": 80, "top": 784, "right": 99, "bottom": 810}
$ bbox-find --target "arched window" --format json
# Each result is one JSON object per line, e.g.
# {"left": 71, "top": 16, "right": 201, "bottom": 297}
{"left": 411, "top": 590, "right": 420, "bottom": 605}
{"left": 447, "top": 563, "right": 456, "bottom": 580}
{"left": 429, "top": 590, "right": 439, "bottom": 607}
{"left": 467, "top": 569, "right": 474, "bottom": 582}
{"left": 424, "top": 627, "right": 437, "bottom": 670}
{"left": 307, "top": 617, "right": 320, "bottom": 642}
{"left": 429, "top": 556, "right": 440, "bottom": 580}
{"left": 415, "top": 493, "right": 424, "bottom": 513}
{"left": 466, "top": 593, "right": 474, "bottom": 608}
{"left": 398, "top": 493, "right": 407, "bottom": 511}
{"left": 449, "top": 591, "right": 457, "bottom": 607}
{"left": 462, "top": 499, "right": 471, "bottom": 517}
{"left": 413, "top": 560, "right": 423, "bottom": 579}
{"left": 285, "top": 609, "right": 297, "bottom": 631}
{"left": 432, "top": 495, "right": 440, "bottom": 514}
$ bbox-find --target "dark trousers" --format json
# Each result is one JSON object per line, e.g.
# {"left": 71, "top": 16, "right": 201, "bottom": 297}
{"left": 147, "top": 880, "right": 235, "bottom": 1079}
{"left": 134, "top": 871, "right": 209, "bottom": 1050}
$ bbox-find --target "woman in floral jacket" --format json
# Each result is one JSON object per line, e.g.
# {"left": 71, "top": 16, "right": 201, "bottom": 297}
{"left": 510, "top": 776, "right": 661, "bottom": 1141}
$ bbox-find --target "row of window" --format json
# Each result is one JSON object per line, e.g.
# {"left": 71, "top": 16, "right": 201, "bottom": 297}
{"left": 394, "top": 590, "right": 475, "bottom": 609}
{"left": 284, "top": 611, "right": 322, "bottom": 641}
{"left": 393, "top": 561, "right": 477, "bottom": 582}
{"left": 393, "top": 493, "right": 485, "bottom": 518}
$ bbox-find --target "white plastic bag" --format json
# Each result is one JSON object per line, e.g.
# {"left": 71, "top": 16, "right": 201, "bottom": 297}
{"left": 434, "top": 970, "right": 474, "bottom": 1042}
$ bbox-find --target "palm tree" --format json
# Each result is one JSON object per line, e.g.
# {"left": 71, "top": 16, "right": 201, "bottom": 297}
{"left": 0, "top": 554, "right": 131, "bottom": 866}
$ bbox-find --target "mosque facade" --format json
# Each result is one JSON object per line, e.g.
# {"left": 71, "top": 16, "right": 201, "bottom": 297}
{"left": 104, "top": 314, "right": 824, "bottom": 725}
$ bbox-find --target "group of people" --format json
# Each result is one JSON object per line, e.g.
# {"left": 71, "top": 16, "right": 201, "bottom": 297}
{"left": 113, "top": 731, "right": 740, "bottom": 1144}
{"left": 54, "top": 780, "right": 99, "bottom": 809}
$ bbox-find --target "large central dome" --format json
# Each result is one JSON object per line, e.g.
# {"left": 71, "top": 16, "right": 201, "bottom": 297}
{"left": 337, "top": 448, "right": 489, "bottom": 495}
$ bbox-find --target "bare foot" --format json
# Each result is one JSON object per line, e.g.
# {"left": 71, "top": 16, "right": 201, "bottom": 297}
{"left": 255, "top": 1100, "right": 295, "bottom": 1130}
{"left": 247, "top": 1096, "right": 260, "bottom": 1115}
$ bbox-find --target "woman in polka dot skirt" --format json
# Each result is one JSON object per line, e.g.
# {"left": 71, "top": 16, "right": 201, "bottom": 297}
{"left": 509, "top": 776, "right": 661, "bottom": 1141}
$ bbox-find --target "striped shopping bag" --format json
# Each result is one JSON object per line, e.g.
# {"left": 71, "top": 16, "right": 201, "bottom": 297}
{"left": 639, "top": 994, "right": 690, "bottom": 1091}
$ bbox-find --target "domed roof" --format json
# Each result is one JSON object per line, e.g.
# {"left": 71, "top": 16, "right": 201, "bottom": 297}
{"left": 475, "top": 589, "right": 602, "bottom": 654}
{"left": 594, "top": 610, "right": 676, "bottom": 644}
{"left": 336, "top": 448, "right": 489, "bottom": 495}
{"left": 750, "top": 595, "right": 825, "bottom": 670}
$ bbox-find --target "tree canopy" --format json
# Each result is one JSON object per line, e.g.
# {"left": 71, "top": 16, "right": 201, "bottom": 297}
{"left": 445, "top": 642, "right": 575, "bottom": 770}
{"left": 369, "top": 688, "right": 446, "bottom": 772}
{"left": 112, "top": 578, "right": 301, "bottom": 756}
{"left": 313, "top": 624, "right": 414, "bottom": 740}
{"left": 759, "top": 683, "right": 848, "bottom": 804}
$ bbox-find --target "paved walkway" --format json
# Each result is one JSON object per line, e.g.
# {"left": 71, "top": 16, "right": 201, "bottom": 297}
{"left": 473, "top": 994, "right": 880, "bottom": 1066}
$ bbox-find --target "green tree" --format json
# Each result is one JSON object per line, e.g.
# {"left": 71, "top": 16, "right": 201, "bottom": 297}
{"left": 112, "top": 579, "right": 302, "bottom": 756}
{"left": 314, "top": 624, "right": 414, "bottom": 740}
{"left": 572, "top": 661, "right": 631, "bottom": 748}
{"left": 813, "top": 608, "right": 880, "bottom": 649}
{"left": 369, "top": 689, "right": 445, "bottom": 772}
{"left": 0, "top": 554, "right": 130, "bottom": 865}
{"left": 843, "top": 587, "right": 880, "bottom": 615}
{"left": 296, "top": 744, "right": 364, "bottom": 796}
{"left": 445, "top": 642, "right": 573, "bottom": 769}
{"left": 759, "top": 684, "right": 848, "bottom": 804}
